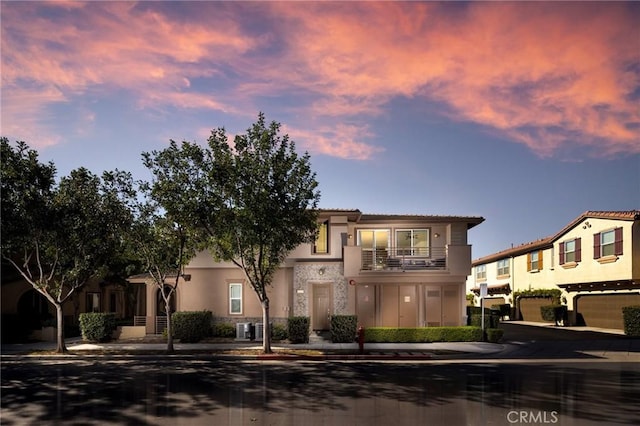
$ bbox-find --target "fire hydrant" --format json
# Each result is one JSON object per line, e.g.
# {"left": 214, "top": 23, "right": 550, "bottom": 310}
{"left": 357, "top": 326, "right": 365, "bottom": 354}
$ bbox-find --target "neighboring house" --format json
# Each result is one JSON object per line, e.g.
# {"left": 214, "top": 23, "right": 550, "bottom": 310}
{"left": 0, "top": 264, "right": 144, "bottom": 341}
{"left": 467, "top": 211, "right": 640, "bottom": 330}
{"left": 130, "top": 209, "right": 484, "bottom": 335}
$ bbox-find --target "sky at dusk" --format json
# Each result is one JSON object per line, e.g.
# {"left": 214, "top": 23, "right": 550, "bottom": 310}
{"left": 1, "top": 1, "right": 639, "bottom": 259}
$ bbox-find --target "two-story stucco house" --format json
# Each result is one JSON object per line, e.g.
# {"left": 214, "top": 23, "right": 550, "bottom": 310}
{"left": 133, "top": 209, "right": 484, "bottom": 335}
{"left": 467, "top": 211, "right": 640, "bottom": 330}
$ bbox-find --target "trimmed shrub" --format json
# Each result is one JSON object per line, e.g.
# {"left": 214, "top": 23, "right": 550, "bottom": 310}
{"left": 486, "top": 328, "right": 504, "bottom": 343}
{"left": 79, "top": 313, "right": 116, "bottom": 342}
{"left": 330, "top": 315, "right": 358, "bottom": 343}
{"left": 494, "top": 304, "right": 511, "bottom": 319}
{"left": 272, "top": 323, "right": 288, "bottom": 341}
{"left": 540, "top": 305, "right": 567, "bottom": 325}
{"left": 172, "top": 311, "right": 212, "bottom": 343}
{"left": 364, "top": 326, "right": 483, "bottom": 343}
{"left": 622, "top": 306, "right": 640, "bottom": 337}
{"left": 212, "top": 322, "right": 236, "bottom": 338}
{"left": 287, "top": 316, "right": 310, "bottom": 344}
{"left": 469, "top": 313, "right": 500, "bottom": 329}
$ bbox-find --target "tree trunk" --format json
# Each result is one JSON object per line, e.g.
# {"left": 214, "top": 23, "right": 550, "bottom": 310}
{"left": 55, "top": 303, "right": 67, "bottom": 354}
{"left": 262, "top": 298, "right": 271, "bottom": 354}
{"left": 166, "top": 300, "right": 174, "bottom": 353}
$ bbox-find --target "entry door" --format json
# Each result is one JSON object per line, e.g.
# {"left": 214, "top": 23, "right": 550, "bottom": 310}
{"left": 313, "top": 284, "right": 331, "bottom": 330}
{"left": 399, "top": 285, "right": 417, "bottom": 327}
{"left": 356, "top": 285, "right": 376, "bottom": 328}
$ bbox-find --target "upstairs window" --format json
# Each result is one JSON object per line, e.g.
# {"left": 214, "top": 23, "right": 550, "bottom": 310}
{"left": 559, "top": 238, "right": 581, "bottom": 265}
{"left": 594, "top": 228, "right": 623, "bottom": 258}
{"left": 476, "top": 264, "right": 486, "bottom": 281}
{"left": 313, "top": 220, "right": 329, "bottom": 254}
{"left": 497, "top": 259, "right": 510, "bottom": 276}
{"left": 396, "top": 229, "right": 429, "bottom": 256}
{"left": 527, "top": 250, "right": 543, "bottom": 272}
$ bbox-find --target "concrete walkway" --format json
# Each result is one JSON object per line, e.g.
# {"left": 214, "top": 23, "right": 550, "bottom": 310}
{"left": 2, "top": 321, "right": 638, "bottom": 361}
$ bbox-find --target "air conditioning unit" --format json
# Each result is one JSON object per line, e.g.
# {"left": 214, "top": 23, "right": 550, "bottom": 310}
{"left": 255, "top": 323, "right": 264, "bottom": 340}
{"left": 236, "top": 322, "right": 249, "bottom": 340}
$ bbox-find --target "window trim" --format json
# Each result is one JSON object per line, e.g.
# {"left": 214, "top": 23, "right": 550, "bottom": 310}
{"left": 496, "top": 258, "right": 510, "bottom": 277}
{"left": 527, "top": 250, "right": 543, "bottom": 272}
{"left": 559, "top": 238, "right": 581, "bottom": 265}
{"left": 229, "top": 283, "right": 243, "bottom": 315}
{"left": 313, "top": 220, "right": 329, "bottom": 254}
{"left": 476, "top": 264, "right": 487, "bottom": 281}
{"left": 594, "top": 227, "right": 622, "bottom": 259}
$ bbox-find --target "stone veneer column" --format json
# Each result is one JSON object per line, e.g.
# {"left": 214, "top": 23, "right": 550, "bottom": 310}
{"left": 293, "top": 263, "right": 348, "bottom": 317}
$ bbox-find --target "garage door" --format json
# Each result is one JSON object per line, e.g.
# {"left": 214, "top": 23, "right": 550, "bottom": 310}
{"left": 518, "top": 297, "right": 554, "bottom": 322}
{"left": 576, "top": 293, "right": 640, "bottom": 330}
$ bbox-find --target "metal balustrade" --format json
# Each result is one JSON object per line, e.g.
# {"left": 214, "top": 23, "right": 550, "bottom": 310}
{"left": 361, "top": 247, "right": 447, "bottom": 271}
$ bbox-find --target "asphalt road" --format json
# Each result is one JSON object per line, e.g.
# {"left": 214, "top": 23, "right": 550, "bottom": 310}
{"left": 2, "top": 357, "right": 639, "bottom": 426}
{"left": 2, "top": 323, "right": 639, "bottom": 426}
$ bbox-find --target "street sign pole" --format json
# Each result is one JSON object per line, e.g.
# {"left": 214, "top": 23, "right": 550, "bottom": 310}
{"left": 480, "top": 283, "right": 488, "bottom": 341}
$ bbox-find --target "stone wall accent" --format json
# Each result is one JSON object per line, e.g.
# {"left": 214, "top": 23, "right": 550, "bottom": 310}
{"left": 293, "top": 262, "right": 347, "bottom": 316}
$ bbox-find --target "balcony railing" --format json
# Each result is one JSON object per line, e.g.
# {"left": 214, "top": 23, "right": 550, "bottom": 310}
{"left": 361, "top": 247, "right": 446, "bottom": 271}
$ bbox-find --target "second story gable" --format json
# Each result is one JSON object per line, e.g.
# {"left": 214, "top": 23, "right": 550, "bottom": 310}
{"left": 551, "top": 211, "right": 640, "bottom": 285}
{"left": 468, "top": 210, "right": 640, "bottom": 293}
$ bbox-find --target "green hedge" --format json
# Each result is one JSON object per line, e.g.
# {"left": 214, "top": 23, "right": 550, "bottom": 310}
{"left": 469, "top": 313, "right": 500, "bottom": 329}
{"left": 79, "top": 313, "right": 116, "bottom": 342}
{"left": 272, "top": 323, "right": 288, "bottom": 341}
{"left": 287, "top": 316, "right": 310, "bottom": 344}
{"left": 486, "top": 328, "right": 504, "bottom": 343}
{"left": 330, "top": 315, "right": 358, "bottom": 343}
{"left": 515, "top": 289, "right": 562, "bottom": 304}
{"left": 364, "top": 326, "right": 483, "bottom": 343}
{"left": 622, "top": 306, "right": 640, "bottom": 337}
{"left": 172, "top": 311, "right": 212, "bottom": 343}
{"left": 540, "top": 305, "right": 567, "bottom": 325}
{"left": 212, "top": 322, "right": 236, "bottom": 338}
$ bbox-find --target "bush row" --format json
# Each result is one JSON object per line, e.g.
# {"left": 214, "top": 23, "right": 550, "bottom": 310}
{"left": 364, "top": 326, "right": 484, "bottom": 343}
{"left": 172, "top": 311, "right": 212, "bottom": 343}
{"left": 79, "top": 313, "right": 116, "bottom": 342}
{"left": 330, "top": 315, "right": 358, "bottom": 343}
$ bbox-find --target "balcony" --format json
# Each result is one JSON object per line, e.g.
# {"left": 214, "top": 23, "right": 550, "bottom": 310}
{"left": 361, "top": 247, "right": 447, "bottom": 271}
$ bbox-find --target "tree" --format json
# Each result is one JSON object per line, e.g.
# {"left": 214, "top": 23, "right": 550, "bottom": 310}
{"left": 143, "top": 113, "right": 321, "bottom": 353}
{"left": 1, "top": 139, "right": 133, "bottom": 353}
{"left": 123, "top": 177, "right": 197, "bottom": 353}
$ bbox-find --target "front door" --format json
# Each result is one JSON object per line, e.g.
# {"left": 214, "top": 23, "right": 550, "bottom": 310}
{"left": 312, "top": 284, "right": 331, "bottom": 330}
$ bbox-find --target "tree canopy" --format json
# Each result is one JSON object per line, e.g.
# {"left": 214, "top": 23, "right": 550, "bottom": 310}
{"left": 1, "top": 138, "right": 134, "bottom": 352}
{"left": 143, "top": 113, "right": 321, "bottom": 352}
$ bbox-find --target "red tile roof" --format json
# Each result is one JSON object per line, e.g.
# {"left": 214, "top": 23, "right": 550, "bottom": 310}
{"left": 473, "top": 210, "right": 639, "bottom": 266}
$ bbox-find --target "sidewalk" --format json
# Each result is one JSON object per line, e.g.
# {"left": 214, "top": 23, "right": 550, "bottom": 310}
{"left": 2, "top": 321, "right": 637, "bottom": 361}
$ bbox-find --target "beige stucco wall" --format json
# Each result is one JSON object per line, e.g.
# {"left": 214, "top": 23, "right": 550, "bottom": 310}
{"left": 553, "top": 218, "right": 635, "bottom": 285}
{"left": 177, "top": 266, "right": 293, "bottom": 320}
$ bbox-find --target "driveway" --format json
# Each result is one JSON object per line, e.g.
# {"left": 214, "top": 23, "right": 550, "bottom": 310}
{"left": 497, "top": 321, "right": 638, "bottom": 361}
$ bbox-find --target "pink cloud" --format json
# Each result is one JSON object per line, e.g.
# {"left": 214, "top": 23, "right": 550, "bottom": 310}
{"left": 283, "top": 123, "right": 384, "bottom": 161}
{"left": 1, "top": 1, "right": 638, "bottom": 159}
{"left": 271, "top": 2, "right": 639, "bottom": 158}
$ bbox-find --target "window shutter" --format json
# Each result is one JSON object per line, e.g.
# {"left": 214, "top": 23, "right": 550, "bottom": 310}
{"left": 593, "top": 233, "right": 601, "bottom": 259}
{"left": 614, "top": 227, "right": 623, "bottom": 255}
{"left": 575, "top": 238, "right": 581, "bottom": 262}
{"left": 538, "top": 250, "right": 543, "bottom": 270}
{"left": 559, "top": 242, "right": 565, "bottom": 265}
{"left": 527, "top": 252, "right": 531, "bottom": 272}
